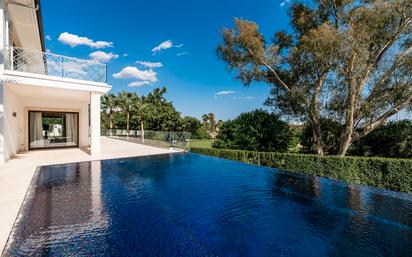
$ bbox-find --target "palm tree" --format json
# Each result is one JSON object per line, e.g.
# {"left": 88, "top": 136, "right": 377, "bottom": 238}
{"left": 117, "top": 91, "right": 138, "bottom": 136}
{"left": 202, "top": 114, "right": 209, "bottom": 129}
{"left": 101, "top": 93, "right": 117, "bottom": 134}
{"left": 209, "top": 112, "right": 216, "bottom": 133}
{"left": 133, "top": 97, "right": 150, "bottom": 143}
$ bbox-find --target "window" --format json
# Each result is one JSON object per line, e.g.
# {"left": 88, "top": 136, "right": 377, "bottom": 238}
{"left": 29, "top": 111, "right": 79, "bottom": 149}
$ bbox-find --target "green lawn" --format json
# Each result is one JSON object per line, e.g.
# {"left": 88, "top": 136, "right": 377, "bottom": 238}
{"left": 190, "top": 139, "right": 214, "bottom": 149}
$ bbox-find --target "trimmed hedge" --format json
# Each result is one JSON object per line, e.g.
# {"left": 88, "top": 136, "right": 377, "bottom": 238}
{"left": 191, "top": 147, "right": 412, "bottom": 193}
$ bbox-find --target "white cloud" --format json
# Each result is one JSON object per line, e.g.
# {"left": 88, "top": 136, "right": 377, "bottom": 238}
{"left": 136, "top": 61, "right": 163, "bottom": 68}
{"left": 58, "top": 32, "right": 113, "bottom": 48}
{"left": 234, "top": 96, "right": 255, "bottom": 100}
{"left": 177, "top": 52, "right": 190, "bottom": 57}
{"left": 215, "top": 90, "right": 237, "bottom": 96}
{"left": 45, "top": 35, "right": 51, "bottom": 41}
{"left": 152, "top": 40, "right": 173, "bottom": 54}
{"left": 112, "top": 66, "right": 158, "bottom": 87}
{"left": 128, "top": 81, "right": 151, "bottom": 87}
{"left": 62, "top": 62, "right": 87, "bottom": 77}
{"left": 280, "top": 0, "right": 291, "bottom": 7}
{"left": 175, "top": 44, "right": 184, "bottom": 48}
{"left": 89, "top": 51, "right": 119, "bottom": 62}
{"left": 122, "top": 53, "right": 128, "bottom": 57}
{"left": 113, "top": 66, "right": 158, "bottom": 82}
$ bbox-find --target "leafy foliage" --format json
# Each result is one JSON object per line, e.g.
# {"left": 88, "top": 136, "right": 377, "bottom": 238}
{"left": 138, "top": 87, "right": 182, "bottom": 132}
{"left": 350, "top": 120, "right": 412, "bottom": 158}
{"left": 101, "top": 93, "right": 117, "bottom": 129}
{"left": 191, "top": 147, "right": 412, "bottom": 193}
{"left": 213, "top": 109, "right": 298, "bottom": 152}
{"left": 101, "top": 87, "right": 204, "bottom": 136}
{"left": 301, "top": 118, "right": 342, "bottom": 154}
{"left": 181, "top": 116, "right": 202, "bottom": 137}
{"left": 116, "top": 91, "right": 138, "bottom": 132}
{"left": 193, "top": 126, "right": 210, "bottom": 139}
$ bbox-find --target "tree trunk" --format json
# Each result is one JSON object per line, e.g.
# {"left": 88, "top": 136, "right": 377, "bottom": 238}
{"left": 337, "top": 52, "right": 358, "bottom": 157}
{"left": 337, "top": 82, "right": 357, "bottom": 156}
{"left": 310, "top": 74, "right": 326, "bottom": 156}
{"left": 337, "top": 134, "right": 352, "bottom": 156}
{"left": 126, "top": 112, "right": 130, "bottom": 138}
{"left": 140, "top": 120, "right": 145, "bottom": 143}
{"left": 109, "top": 112, "right": 113, "bottom": 136}
{"left": 109, "top": 112, "right": 113, "bottom": 129}
{"left": 312, "top": 121, "right": 324, "bottom": 156}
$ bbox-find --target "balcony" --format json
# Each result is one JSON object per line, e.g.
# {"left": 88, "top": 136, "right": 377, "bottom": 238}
{"left": 3, "top": 46, "right": 107, "bottom": 83}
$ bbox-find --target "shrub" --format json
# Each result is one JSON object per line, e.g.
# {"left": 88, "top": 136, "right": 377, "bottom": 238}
{"left": 191, "top": 147, "right": 412, "bottom": 193}
{"left": 301, "top": 118, "right": 342, "bottom": 154}
{"left": 349, "top": 120, "right": 412, "bottom": 158}
{"left": 193, "top": 126, "right": 210, "bottom": 139}
{"left": 213, "top": 109, "right": 298, "bottom": 152}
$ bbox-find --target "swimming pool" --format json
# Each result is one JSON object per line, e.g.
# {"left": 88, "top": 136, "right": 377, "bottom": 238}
{"left": 3, "top": 153, "right": 412, "bottom": 256}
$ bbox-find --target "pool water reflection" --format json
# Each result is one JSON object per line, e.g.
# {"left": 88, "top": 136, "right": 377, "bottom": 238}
{"left": 3, "top": 153, "right": 412, "bottom": 256}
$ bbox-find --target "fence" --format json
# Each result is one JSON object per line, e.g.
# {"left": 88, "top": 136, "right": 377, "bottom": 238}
{"left": 3, "top": 46, "right": 107, "bottom": 83}
{"left": 102, "top": 129, "right": 191, "bottom": 151}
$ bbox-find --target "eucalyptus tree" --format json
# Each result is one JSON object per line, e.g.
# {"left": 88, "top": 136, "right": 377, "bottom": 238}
{"left": 117, "top": 91, "right": 138, "bottom": 136}
{"left": 101, "top": 93, "right": 117, "bottom": 132}
{"left": 217, "top": 0, "right": 411, "bottom": 156}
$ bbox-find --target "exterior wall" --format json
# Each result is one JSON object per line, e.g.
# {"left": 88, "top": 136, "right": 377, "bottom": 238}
{"left": 3, "top": 84, "right": 23, "bottom": 160}
{"left": 0, "top": 1, "right": 110, "bottom": 162}
{"left": 3, "top": 85, "right": 90, "bottom": 159}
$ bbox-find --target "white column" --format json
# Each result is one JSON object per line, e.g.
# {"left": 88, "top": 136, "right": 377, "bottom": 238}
{"left": 90, "top": 92, "right": 101, "bottom": 154}
{"left": 0, "top": 83, "right": 4, "bottom": 164}
{"left": 79, "top": 102, "right": 89, "bottom": 147}
{"left": 0, "top": 1, "right": 5, "bottom": 164}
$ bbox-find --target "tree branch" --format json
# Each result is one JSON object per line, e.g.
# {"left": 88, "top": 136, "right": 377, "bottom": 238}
{"left": 356, "top": 17, "right": 411, "bottom": 98}
{"left": 354, "top": 92, "right": 412, "bottom": 140}
{"left": 373, "top": 17, "right": 411, "bottom": 67}
{"left": 261, "top": 59, "right": 291, "bottom": 92}
{"left": 359, "top": 45, "right": 412, "bottom": 114}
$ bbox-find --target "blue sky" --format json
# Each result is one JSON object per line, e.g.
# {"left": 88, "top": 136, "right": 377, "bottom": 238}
{"left": 41, "top": 0, "right": 292, "bottom": 120}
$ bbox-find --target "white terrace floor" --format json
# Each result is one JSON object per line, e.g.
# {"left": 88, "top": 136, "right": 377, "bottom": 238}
{"left": 0, "top": 137, "right": 180, "bottom": 253}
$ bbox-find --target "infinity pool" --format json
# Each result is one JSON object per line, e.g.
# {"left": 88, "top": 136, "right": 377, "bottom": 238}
{"left": 3, "top": 153, "right": 412, "bottom": 256}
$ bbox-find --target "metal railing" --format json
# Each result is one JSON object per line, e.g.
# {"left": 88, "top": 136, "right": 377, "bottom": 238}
{"left": 3, "top": 46, "right": 107, "bottom": 83}
{"left": 102, "top": 129, "right": 191, "bottom": 151}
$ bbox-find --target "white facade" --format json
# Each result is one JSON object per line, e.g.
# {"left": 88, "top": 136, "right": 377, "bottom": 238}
{"left": 0, "top": 0, "right": 111, "bottom": 163}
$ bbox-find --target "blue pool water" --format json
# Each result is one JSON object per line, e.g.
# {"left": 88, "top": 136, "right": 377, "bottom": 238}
{"left": 3, "top": 153, "right": 412, "bottom": 257}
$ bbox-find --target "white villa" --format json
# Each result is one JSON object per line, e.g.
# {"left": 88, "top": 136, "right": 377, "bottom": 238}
{"left": 0, "top": 0, "right": 111, "bottom": 163}
{"left": 0, "top": 1, "right": 179, "bottom": 252}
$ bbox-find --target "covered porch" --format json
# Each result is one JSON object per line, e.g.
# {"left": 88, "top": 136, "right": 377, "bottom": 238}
{"left": 0, "top": 136, "right": 181, "bottom": 252}
{"left": 1, "top": 80, "right": 106, "bottom": 162}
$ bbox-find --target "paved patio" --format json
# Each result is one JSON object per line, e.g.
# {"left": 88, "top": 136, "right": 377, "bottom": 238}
{"left": 0, "top": 137, "right": 180, "bottom": 253}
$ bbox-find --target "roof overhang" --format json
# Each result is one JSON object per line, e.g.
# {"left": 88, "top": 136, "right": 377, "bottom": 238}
{"left": 6, "top": 0, "right": 45, "bottom": 51}
{"left": 3, "top": 70, "right": 112, "bottom": 94}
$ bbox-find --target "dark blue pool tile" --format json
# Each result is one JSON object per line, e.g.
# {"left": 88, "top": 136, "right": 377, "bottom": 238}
{"left": 3, "top": 153, "right": 412, "bottom": 257}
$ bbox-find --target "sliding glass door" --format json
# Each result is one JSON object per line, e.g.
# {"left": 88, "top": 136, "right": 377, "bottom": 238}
{"left": 29, "top": 111, "right": 79, "bottom": 149}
